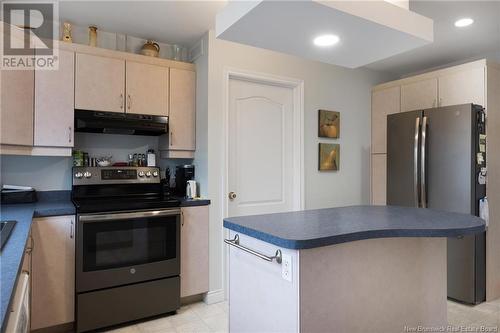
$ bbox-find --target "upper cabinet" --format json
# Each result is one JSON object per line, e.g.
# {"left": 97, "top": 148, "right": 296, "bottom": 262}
{"left": 75, "top": 53, "right": 125, "bottom": 113}
{"left": 372, "top": 86, "right": 400, "bottom": 154}
{"left": 35, "top": 49, "right": 75, "bottom": 147}
{"left": 126, "top": 61, "right": 169, "bottom": 116}
{"left": 168, "top": 68, "right": 196, "bottom": 152}
{"left": 0, "top": 67, "right": 34, "bottom": 146}
{"left": 438, "top": 67, "right": 485, "bottom": 107}
{"left": 401, "top": 78, "right": 438, "bottom": 112}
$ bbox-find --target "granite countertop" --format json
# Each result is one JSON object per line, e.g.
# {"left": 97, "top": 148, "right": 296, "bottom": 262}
{"left": 0, "top": 191, "right": 75, "bottom": 332}
{"left": 223, "top": 205, "right": 486, "bottom": 250}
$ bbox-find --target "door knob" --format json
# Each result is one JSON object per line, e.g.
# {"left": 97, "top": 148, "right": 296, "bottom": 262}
{"left": 228, "top": 192, "right": 237, "bottom": 200}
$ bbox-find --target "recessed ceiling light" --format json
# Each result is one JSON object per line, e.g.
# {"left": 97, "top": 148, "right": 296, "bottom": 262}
{"left": 454, "top": 18, "right": 474, "bottom": 28}
{"left": 313, "top": 34, "right": 340, "bottom": 47}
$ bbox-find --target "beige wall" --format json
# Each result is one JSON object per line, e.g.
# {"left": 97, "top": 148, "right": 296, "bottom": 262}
{"left": 203, "top": 30, "right": 394, "bottom": 297}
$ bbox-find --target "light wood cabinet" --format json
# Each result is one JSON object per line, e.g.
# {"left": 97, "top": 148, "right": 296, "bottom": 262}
{"left": 126, "top": 61, "right": 169, "bottom": 116}
{"left": 371, "top": 154, "right": 387, "bottom": 205}
{"left": 0, "top": 67, "right": 34, "bottom": 146}
{"left": 31, "top": 215, "right": 75, "bottom": 330}
{"left": 401, "top": 78, "right": 438, "bottom": 112}
{"left": 34, "top": 49, "right": 75, "bottom": 147}
{"left": 438, "top": 67, "right": 485, "bottom": 107}
{"left": 372, "top": 86, "right": 400, "bottom": 154}
{"left": 75, "top": 53, "right": 125, "bottom": 113}
{"left": 180, "top": 205, "right": 209, "bottom": 298}
{"left": 169, "top": 68, "right": 196, "bottom": 152}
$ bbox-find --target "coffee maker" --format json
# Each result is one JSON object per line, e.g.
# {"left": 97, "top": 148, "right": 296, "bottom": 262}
{"left": 175, "top": 165, "right": 195, "bottom": 197}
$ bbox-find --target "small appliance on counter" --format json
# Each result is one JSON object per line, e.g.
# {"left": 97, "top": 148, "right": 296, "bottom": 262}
{"left": 1, "top": 185, "right": 37, "bottom": 204}
{"left": 175, "top": 165, "right": 195, "bottom": 197}
{"left": 186, "top": 180, "right": 197, "bottom": 199}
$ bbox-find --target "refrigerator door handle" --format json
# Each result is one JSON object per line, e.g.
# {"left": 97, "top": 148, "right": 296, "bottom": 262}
{"left": 421, "top": 116, "right": 428, "bottom": 208}
{"left": 414, "top": 117, "right": 421, "bottom": 207}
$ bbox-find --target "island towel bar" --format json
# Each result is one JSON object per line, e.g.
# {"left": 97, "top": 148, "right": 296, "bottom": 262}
{"left": 224, "top": 234, "right": 282, "bottom": 264}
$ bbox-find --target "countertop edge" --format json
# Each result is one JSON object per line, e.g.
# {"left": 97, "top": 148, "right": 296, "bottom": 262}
{"left": 223, "top": 220, "right": 486, "bottom": 250}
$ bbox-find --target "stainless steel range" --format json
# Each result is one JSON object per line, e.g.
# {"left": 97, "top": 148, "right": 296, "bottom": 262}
{"left": 72, "top": 167, "right": 181, "bottom": 332}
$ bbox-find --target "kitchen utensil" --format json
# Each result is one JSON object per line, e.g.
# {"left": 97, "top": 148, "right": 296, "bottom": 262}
{"left": 141, "top": 40, "right": 160, "bottom": 57}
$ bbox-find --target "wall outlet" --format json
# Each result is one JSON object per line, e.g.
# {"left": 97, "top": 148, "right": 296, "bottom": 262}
{"left": 281, "top": 254, "right": 292, "bottom": 282}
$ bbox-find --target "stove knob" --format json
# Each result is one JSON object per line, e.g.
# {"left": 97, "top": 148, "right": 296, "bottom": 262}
{"left": 74, "top": 172, "right": 83, "bottom": 179}
{"left": 83, "top": 171, "right": 92, "bottom": 178}
{"left": 152, "top": 171, "right": 159, "bottom": 177}
{"left": 146, "top": 171, "right": 152, "bottom": 177}
{"left": 138, "top": 171, "right": 145, "bottom": 177}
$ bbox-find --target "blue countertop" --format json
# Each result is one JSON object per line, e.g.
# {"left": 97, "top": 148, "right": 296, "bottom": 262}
{"left": 0, "top": 191, "right": 75, "bottom": 332}
{"left": 223, "top": 205, "right": 486, "bottom": 250}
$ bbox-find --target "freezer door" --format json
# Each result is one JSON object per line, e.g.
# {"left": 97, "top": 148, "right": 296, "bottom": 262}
{"left": 387, "top": 110, "right": 422, "bottom": 207}
{"left": 423, "top": 104, "right": 485, "bottom": 304}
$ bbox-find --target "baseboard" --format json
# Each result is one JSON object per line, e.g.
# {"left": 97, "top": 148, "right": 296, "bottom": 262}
{"left": 203, "top": 289, "right": 225, "bottom": 304}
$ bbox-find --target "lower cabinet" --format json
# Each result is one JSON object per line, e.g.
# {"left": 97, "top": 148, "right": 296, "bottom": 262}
{"left": 31, "top": 215, "right": 75, "bottom": 331}
{"left": 180, "top": 206, "right": 209, "bottom": 298}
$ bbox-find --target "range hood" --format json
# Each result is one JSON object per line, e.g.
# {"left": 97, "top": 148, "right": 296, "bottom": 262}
{"left": 74, "top": 110, "right": 168, "bottom": 136}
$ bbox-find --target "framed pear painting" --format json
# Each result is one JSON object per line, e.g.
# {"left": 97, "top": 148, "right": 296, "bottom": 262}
{"left": 318, "top": 110, "right": 340, "bottom": 139}
{"left": 319, "top": 143, "right": 340, "bottom": 171}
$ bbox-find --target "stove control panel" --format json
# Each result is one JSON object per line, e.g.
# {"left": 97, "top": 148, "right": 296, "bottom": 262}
{"left": 73, "top": 167, "right": 160, "bottom": 186}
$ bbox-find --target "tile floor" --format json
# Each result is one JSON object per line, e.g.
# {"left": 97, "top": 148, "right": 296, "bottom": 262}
{"left": 105, "top": 301, "right": 228, "bottom": 333}
{"left": 106, "top": 299, "right": 500, "bottom": 333}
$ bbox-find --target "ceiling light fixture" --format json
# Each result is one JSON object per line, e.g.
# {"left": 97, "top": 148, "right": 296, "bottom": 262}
{"left": 313, "top": 34, "right": 340, "bottom": 47}
{"left": 454, "top": 18, "right": 474, "bottom": 28}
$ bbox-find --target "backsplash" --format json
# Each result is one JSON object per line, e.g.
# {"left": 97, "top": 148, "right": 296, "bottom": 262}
{"left": 0, "top": 133, "right": 194, "bottom": 191}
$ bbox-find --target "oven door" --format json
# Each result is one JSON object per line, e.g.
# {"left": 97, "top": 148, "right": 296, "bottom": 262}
{"left": 76, "top": 209, "right": 180, "bottom": 293}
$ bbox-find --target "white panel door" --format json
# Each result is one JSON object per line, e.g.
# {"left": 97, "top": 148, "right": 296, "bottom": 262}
{"left": 228, "top": 78, "right": 295, "bottom": 217}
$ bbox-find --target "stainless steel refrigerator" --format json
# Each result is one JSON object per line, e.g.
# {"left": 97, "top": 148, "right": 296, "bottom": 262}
{"left": 387, "top": 103, "right": 487, "bottom": 304}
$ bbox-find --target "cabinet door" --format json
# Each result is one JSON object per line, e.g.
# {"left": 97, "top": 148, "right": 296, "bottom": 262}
{"left": 126, "top": 61, "right": 168, "bottom": 116}
{"left": 372, "top": 87, "right": 400, "bottom": 154}
{"left": 371, "top": 154, "right": 387, "bottom": 205}
{"left": 401, "top": 78, "right": 438, "bottom": 112}
{"left": 34, "top": 49, "right": 74, "bottom": 147}
{"left": 169, "top": 68, "right": 196, "bottom": 151}
{"left": 439, "top": 67, "right": 485, "bottom": 107}
{"left": 0, "top": 67, "right": 34, "bottom": 146}
{"left": 75, "top": 53, "right": 125, "bottom": 113}
{"left": 31, "top": 216, "right": 75, "bottom": 330}
{"left": 180, "top": 206, "right": 209, "bottom": 297}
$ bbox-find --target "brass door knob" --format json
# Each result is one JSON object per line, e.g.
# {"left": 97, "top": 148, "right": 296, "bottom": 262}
{"left": 228, "top": 192, "right": 237, "bottom": 200}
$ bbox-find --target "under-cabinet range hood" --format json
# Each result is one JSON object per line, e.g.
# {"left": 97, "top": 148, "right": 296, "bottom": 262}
{"left": 74, "top": 110, "right": 168, "bottom": 136}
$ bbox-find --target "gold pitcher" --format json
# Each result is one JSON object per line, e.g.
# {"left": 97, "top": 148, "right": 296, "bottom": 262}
{"left": 141, "top": 40, "right": 160, "bottom": 57}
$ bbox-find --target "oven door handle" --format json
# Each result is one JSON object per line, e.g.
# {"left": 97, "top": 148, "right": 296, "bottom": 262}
{"left": 79, "top": 209, "right": 181, "bottom": 222}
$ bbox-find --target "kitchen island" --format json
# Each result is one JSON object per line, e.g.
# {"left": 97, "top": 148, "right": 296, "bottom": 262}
{"left": 223, "top": 206, "right": 486, "bottom": 333}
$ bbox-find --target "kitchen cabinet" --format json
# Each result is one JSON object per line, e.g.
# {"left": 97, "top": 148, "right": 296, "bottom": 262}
{"left": 34, "top": 49, "right": 75, "bottom": 147}
{"left": 438, "top": 67, "right": 485, "bottom": 107}
{"left": 372, "top": 86, "right": 400, "bottom": 154}
{"left": 126, "top": 61, "right": 169, "bottom": 116}
{"left": 401, "top": 78, "right": 438, "bottom": 112}
{"left": 31, "top": 215, "right": 75, "bottom": 331}
{"left": 371, "top": 154, "right": 387, "bottom": 205}
{"left": 75, "top": 53, "right": 125, "bottom": 113}
{"left": 0, "top": 67, "right": 34, "bottom": 146}
{"left": 180, "top": 206, "right": 209, "bottom": 298}
{"left": 166, "top": 68, "right": 196, "bottom": 155}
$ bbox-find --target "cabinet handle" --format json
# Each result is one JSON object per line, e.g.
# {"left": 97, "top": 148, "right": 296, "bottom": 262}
{"left": 26, "top": 235, "right": 34, "bottom": 254}
{"left": 170, "top": 131, "right": 173, "bottom": 146}
{"left": 120, "top": 93, "right": 124, "bottom": 109}
{"left": 127, "top": 94, "right": 131, "bottom": 111}
{"left": 68, "top": 126, "right": 72, "bottom": 143}
{"left": 70, "top": 219, "right": 74, "bottom": 239}
{"left": 181, "top": 211, "right": 184, "bottom": 227}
